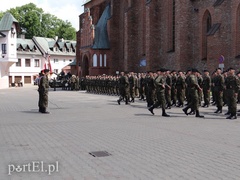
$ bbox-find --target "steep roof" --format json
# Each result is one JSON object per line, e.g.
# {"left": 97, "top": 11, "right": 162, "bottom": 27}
{"left": 92, "top": 4, "right": 111, "bottom": 49}
{"left": 17, "top": 38, "right": 42, "bottom": 55}
{"left": 33, "top": 36, "right": 76, "bottom": 56}
{"left": 0, "top": 12, "right": 18, "bottom": 31}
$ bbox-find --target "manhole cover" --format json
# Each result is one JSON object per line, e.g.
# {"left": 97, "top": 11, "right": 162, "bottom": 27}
{"left": 89, "top": 151, "right": 111, "bottom": 157}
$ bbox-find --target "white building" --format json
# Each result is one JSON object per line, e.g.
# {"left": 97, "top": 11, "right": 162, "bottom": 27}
{"left": 0, "top": 12, "right": 76, "bottom": 89}
{"left": 0, "top": 12, "right": 19, "bottom": 89}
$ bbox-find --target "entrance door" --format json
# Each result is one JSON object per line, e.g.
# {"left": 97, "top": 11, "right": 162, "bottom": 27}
{"left": 82, "top": 55, "right": 89, "bottom": 77}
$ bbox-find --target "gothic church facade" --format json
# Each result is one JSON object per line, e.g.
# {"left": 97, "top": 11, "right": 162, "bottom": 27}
{"left": 76, "top": 0, "right": 240, "bottom": 76}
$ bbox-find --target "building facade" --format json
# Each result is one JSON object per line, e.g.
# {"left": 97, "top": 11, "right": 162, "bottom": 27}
{"left": 0, "top": 12, "right": 77, "bottom": 89}
{"left": 76, "top": 0, "right": 240, "bottom": 76}
{"left": 0, "top": 13, "right": 19, "bottom": 88}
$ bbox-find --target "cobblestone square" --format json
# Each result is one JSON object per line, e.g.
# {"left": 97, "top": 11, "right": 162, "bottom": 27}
{"left": 0, "top": 86, "right": 240, "bottom": 180}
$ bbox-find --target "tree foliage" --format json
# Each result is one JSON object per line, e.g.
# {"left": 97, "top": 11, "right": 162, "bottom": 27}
{"left": 0, "top": 3, "right": 76, "bottom": 40}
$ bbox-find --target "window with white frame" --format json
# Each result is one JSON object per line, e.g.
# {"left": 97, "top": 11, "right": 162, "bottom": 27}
{"left": 93, "top": 54, "right": 97, "bottom": 67}
{"left": 16, "top": 59, "right": 21, "bottom": 67}
{"left": 100, "top": 54, "right": 103, "bottom": 67}
{"left": 25, "top": 59, "right": 31, "bottom": 67}
{"left": 34, "top": 59, "right": 40, "bottom": 67}
{"left": 104, "top": 54, "right": 107, "bottom": 67}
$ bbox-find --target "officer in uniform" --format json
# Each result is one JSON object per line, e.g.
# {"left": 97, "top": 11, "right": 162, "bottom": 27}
{"left": 224, "top": 67, "right": 240, "bottom": 119}
{"left": 148, "top": 68, "right": 170, "bottom": 117}
{"left": 182, "top": 68, "right": 204, "bottom": 118}
{"left": 38, "top": 69, "right": 50, "bottom": 114}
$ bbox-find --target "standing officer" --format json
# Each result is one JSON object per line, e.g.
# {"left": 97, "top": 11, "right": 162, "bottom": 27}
{"left": 212, "top": 68, "right": 224, "bottom": 113}
{"left": 39, "top": 69, "right": 50, "bottom": 114}
{"left": 182, "top": 68, "right": 204, "bottom": 118}
{"left": 224, "top": 67, "right": 240, "bottom": 119}
{"left": 148, "top": 68, "right": 170, "bottom": 117}
{"left": 202, "top": 70, "right": 211, "bottom": 107}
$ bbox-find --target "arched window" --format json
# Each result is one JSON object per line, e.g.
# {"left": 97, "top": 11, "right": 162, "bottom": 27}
{"left": 93, "top": 54, "right": 97, "bottom": 67}
{"left": 202, "top": 10, "right": 211, "bottom": 60}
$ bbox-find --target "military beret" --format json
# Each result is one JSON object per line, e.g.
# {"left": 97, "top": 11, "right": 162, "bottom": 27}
{"left": 203, "top": 70, "right": 209, "bottom": 72}
{"left": 44, "top": 69, "right": 50, "bottom": 73}
{"left": 191, "top": 68, "right": 198, "bottom": 73}
{"left": 157, "top": 68, "right": 166, "bottom": 72}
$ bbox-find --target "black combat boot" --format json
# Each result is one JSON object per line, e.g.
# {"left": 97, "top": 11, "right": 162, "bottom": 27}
{"left": 196, "top": 110, "right": 204, "bottom": 118}
{"left": 226, "top": 113, "right": 237, "bottom": 120}
{"left": 41, "top": 108, "right": 50, "bottom": 114}
{"left": 148, "top": 106, "right": 155, "bottom": 115}
{"left": 162, "top": 108, "right": 170, "bottom": 117}
{"left": 214, "top": 107, "right": 222, "bottom": 113}
{"left": 182, "top": 107, "right": 189, "bottom": 116}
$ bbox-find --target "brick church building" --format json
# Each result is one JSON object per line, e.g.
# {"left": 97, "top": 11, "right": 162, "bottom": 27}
{"left": 76, "top": 0, "right": 240, "bottom": 76}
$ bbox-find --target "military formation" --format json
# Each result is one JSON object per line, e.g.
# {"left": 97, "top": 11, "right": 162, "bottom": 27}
{"left": 82, "top": 67, "right": 240, "bottom": 120}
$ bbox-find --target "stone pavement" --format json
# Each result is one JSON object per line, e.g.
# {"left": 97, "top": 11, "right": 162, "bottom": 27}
{"left": 0, "top": 85, "right": 240, "bottom": 180}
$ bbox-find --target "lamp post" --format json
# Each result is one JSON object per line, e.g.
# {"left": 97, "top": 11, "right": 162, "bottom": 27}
{"left": 32, "top": 10, "right": 42, "bottom": 36}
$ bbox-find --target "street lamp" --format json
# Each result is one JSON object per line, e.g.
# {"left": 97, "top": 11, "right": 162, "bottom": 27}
{"left": 32, "top": 10, "right": 42, "bottom": 36}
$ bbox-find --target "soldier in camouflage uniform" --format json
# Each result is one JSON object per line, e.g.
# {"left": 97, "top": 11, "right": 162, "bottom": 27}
{"left": 145, "top": 71, "right": 155, "bottom": 107}
{"left": 182, "top": 68, "right": 204, "bottom": 118}
{"left": 224, "top": 68, "right": 240, "bottom": 119}
{"left": 171, "top": 70, "right": 177, "bottom": 106}
{"left": 176, "top": 70, "right": 185, "bottom": 107}
{"left": 148, "top": 68, "right": 170, "bottom": 117}
{"left": 128, "top": 72, "right": 135, "bottom": 102}
{"left": 165, "top": 70, "right": 172, "bottom": 109}
{"left": 38, "top": 69, "right": 50, "bottom": 114}
{"left": 117, "top": 72, "right": 130, "bottom": 105}
{"left": 212, "top": 68, "right": 224, "bottom": 113}
{"left": 202, "top": 70, "right": 211, "bottom": 107}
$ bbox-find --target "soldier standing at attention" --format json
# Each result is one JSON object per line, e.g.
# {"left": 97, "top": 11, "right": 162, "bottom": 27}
{"left": 202, "top": 70, "right": 211, "bottom": 107}
{"left": 117, "top": 72, "right": 130, "bottom": 105}
{"left": 148, "top": 68, "right": 170, "bottom": 117}
{"left": 213, "top": 68, "right": 224, "bottom": 113}
{"left": 39, "top": 69, "right": 50, "bottom": 114}
{"left": 182, "top": 68, "right": 204, "bottom": 118}
{"left": 224, "top": 67, "right": 240, "bottom": 119}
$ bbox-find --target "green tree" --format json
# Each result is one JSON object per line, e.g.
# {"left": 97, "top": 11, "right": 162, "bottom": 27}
{"left": 0, "top": 3, "right": 76, "bottom": 40}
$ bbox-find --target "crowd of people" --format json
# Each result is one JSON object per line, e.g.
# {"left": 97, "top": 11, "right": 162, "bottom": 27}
{"left": 82, "top": 67, "right": 240, "bottom": 119}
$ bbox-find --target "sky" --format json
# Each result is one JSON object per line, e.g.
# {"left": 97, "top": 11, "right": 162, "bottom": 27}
{"left": 0, "top": 0, "right": 86, "bottom": 30}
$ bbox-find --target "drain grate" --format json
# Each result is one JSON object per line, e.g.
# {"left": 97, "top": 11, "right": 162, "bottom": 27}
{"left": 89, "top": 151, "right": 111, "bottom": 157}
